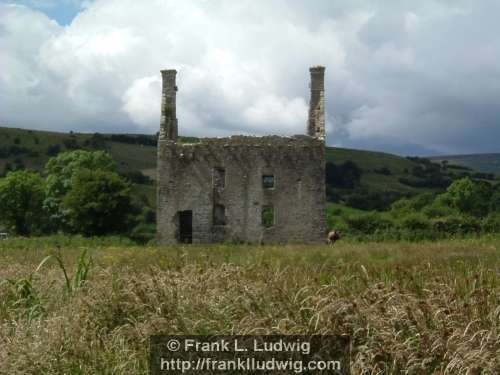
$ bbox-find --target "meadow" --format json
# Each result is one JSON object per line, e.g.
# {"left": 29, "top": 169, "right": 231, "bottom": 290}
{"left": 0, "top": 236, "right": 498, "bottom": 374}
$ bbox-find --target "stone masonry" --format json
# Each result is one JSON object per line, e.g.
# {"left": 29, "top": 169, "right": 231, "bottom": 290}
{"left": 157, "top": 67, "right": 327, "bottom": 244}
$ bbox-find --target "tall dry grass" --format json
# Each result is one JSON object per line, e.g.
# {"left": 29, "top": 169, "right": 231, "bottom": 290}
{"left": 0, "top": 239, "right": 498, "bottom": 374}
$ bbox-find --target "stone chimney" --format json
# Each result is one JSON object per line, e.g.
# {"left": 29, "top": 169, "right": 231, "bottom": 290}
{"left": 307, "top": 66, "right": 325, "bottom": 141}
{"left": 160, "top": 69, "right": 178, "bottom": 141}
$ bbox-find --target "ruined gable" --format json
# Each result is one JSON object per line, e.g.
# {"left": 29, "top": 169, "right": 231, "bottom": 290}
{"left": 157, "top": 67, "right": 327, "bottom": 244}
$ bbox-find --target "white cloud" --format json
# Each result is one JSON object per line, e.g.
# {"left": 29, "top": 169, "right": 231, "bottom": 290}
{"left": 122, "top": 75, "right": 160, "bottom": 130}
{"left": 1, "top": 0, "right": 500, "bottom": 155}
{"left": 242, "top": 96, "right": 308, "bottom": 134}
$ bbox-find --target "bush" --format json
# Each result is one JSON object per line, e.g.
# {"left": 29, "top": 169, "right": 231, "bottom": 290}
{"left": 398, "top": 213, "right": 430, "bottom": 231}
{"left": 63, "top": 138, "right": 80, "bottom": 150}
{"left": 46, "top": 144, "right": 61, "bottom": 156}
{"left": 346, "top": 213, "right": 393, "bottom": 234}
{"left": 482, "top": 214, "right": 500, "bottom": 233}
{"left": 421, "top": 198, "right": 457, "bottom": 218}
{"left": 326, "top": 208, "right": 349, "bottom": 233}
{"left": 489, "top": 190, "right": 500, "bottom": 213}
{"left": 129, "top": 223, "right": 156, "bottom": 244}
{"left": 431, "top": 216, "right": 481, "bottom": 235}
{"left": 391, "top": 193, "right": 435, "bottom": 215}
{"left": 443, "top": 177, "right": 492, "bottom": 217}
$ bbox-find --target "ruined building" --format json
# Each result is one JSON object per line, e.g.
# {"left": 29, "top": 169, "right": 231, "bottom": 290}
{"left": 157, "top": 67, "right": 326, "bottom": 244}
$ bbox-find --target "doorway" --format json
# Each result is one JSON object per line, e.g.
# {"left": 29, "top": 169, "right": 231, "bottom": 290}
{"left": 178, "top": 210, "right": 193, "bottom": 243}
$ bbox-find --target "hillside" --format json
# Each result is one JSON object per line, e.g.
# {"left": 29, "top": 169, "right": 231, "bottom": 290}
{"left": 0, "top": 126, "right": 157, "bottom": 177}
{"left": 429, "top": 153, "right": 500, "bottom": 174}
{"left": 1, "top": 126, "right": 420, "bottom": 178}
{"left": 2, "top": 125, "right": 495, "bottom": 211}
{"left": 323, "top": 147, "right": 488, "bottom": 210}
{"left": 326, "top": 147, "right": 424, "bottom": 195}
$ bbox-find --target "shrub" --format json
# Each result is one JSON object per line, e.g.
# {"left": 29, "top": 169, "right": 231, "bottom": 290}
{"left": 443, "top": 177, "right": 492, "bottom": 217}
{"left": 482, "top": 214, "right": 500, "bottom": 233}
{"left": 489, "top": 190, "right": 500, "bottom": 213}
{"left": 129, "top": 223, "right": 156, "bottom": 244}
{"left": 431, "top": 216, "right": 481, "bottom": 235}
{"left": 46, "top": 144, "right": 61, "bottom": 156}
{"left": 63, "top": 138, "right": 80, "bottom": 150}
{"left": 346, "top": 213, "right": 393, "bottom": 234}
{"left": 421, "top": 199, "right": 457, "bottom": 218}
{"left": 398, "top": 213, "right": 430, "bottom": 231}
{"left": 391, "top": 193, "right": 435, "bottom": 215}
{"left": 62, "top": 169, "right": 133, "bottom": 236}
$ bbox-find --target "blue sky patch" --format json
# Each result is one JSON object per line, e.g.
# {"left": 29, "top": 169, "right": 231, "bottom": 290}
{"left": 0, "top": 0, "right": 89, "bottom": 25}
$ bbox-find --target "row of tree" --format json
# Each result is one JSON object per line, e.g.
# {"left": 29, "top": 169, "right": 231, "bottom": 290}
{"left": 328, "top": 176, "right": 500, "bottom": 240}
{"left": 0, "top": 150, "right": 139, "bottom": 236}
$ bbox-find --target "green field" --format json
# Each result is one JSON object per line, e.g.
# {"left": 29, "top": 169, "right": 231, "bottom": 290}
{"left": 0, "top": 237, "right": 498, "bottom": 374}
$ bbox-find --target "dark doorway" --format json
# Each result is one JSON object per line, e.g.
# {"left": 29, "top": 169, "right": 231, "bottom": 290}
{"left": 178, "top": 210, "right": 193, "bottom": 243}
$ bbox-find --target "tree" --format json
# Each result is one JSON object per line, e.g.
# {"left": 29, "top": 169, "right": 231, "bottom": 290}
{"left": 62, "top": 169, "right": 133, "bottom": 235}
{"left": 46, "top": 144, "right": 61, "bottom": 156}
{"left": 43, "top": 150, "right": 117, "bottom": 231}
{"left": 443, "top": 177, "right": 492, "bottom": 217}
{"left": 0, "top": 171, "right": 45, "bottom": 235}
{"left": 325, "top": 161, "right": 362, "bottom": 189}
{"left": 489, "top": 188, "right": 500, "bottom": 213}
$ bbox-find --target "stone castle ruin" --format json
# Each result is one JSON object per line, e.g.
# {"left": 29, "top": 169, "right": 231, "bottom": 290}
{"left": 157, "top": 67, "right": 326, "bottom": 244}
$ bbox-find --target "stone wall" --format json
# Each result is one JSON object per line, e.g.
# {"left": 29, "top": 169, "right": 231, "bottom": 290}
{"left": 157, "top": 135, "right": 326, "bottom": 244}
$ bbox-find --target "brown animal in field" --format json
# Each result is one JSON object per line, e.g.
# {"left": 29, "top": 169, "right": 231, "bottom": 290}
{"left": 327, "top": 230, "right": 341, "bottom": 245}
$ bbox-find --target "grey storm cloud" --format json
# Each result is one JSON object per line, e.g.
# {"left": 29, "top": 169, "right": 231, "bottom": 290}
{"left": 0, "top": 0, "right": 499, "bottom": 155}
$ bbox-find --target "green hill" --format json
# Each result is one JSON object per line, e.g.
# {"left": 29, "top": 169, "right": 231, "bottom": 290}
{"left": 0, "top": 126, "right": 158, "bottom": 208}
{"left": 2, "top": 125, "right": 495, "bottom": 211}
{"left": 327, "top": 147, "right": 424, "bottom": 194}
{"left": 0, "top": 126, "right": 157, "bottom": 176}
{"left": 429, "top": 153, "right": 500, "bottom": 174}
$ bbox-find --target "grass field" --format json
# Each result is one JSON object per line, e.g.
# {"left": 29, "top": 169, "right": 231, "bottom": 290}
{"left": 0, "top": 237, "right": 498, "bottom": 374}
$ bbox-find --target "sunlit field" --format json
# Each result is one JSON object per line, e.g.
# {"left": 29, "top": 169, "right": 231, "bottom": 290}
{"left": 0, "top": 237, "right": 499, "bottom": 374}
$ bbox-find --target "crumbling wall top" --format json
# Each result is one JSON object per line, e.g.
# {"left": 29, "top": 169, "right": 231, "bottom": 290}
{"left": 164, "top": 135, "right": 323, "bottom": 148}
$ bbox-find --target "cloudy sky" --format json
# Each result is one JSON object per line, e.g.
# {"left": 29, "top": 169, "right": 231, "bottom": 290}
{"left": 1, "top": 0, "right": 499, "bottom": 155}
